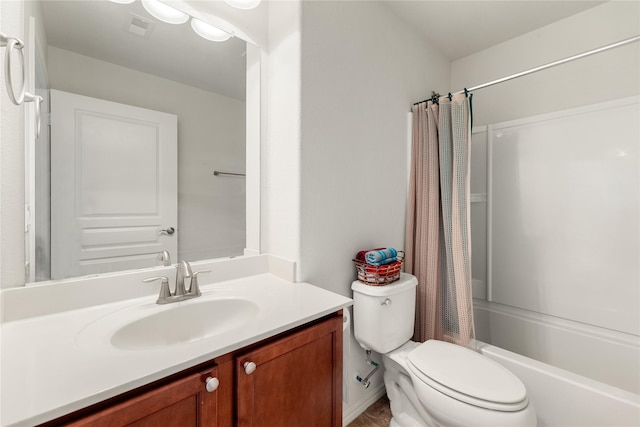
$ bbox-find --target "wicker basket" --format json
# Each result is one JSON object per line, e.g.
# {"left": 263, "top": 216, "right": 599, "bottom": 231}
{"left": 353, "top": 251, "right": 404, "bottom": 286}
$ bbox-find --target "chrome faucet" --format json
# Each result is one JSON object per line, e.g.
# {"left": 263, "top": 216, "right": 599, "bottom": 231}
{"left": 142, "top": 260, "right": 211, "bottom": 304}
{"left": 157, "top": 250, "right": 171, "bottom": 266}
{"left": 175, "top": 260, "right": 192, "bottom": 297}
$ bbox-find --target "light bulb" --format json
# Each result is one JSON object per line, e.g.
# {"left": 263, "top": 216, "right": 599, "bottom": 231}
{"left": 141, "top": 0, "right": 189, "bottom": 24}
{"left": 191, "top": 19, "right": 231, "bottom": 42}
{"left": 224, "top": 0, "right": 262, "bottom": 10}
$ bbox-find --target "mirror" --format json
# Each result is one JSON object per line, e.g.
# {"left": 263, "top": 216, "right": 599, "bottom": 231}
{"left": 25, "top": 0, "right": 258, "bottom": 283}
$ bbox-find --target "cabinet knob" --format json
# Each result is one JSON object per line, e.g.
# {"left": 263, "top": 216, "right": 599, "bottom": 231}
{"left": 205, "top": 376, "right": 219, "bottom": 392}
{"left": 243, "top": 361, "right": 257, "bottom": 375}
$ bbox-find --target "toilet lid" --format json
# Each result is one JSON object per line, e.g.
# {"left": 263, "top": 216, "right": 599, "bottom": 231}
{"left": 407, "top": 340, "right": 528, "bottom": 412}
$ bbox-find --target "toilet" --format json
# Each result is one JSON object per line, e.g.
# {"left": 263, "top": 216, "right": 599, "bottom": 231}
{"left": 351, "top": 273, "right": 537, "bottom": 427}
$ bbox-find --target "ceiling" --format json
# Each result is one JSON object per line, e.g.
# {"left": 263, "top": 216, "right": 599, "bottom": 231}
{"left": 40, "top": 0, "right": 608, "bottom": 100}
{"left": 382, "top": 0, "right": 607, "bottom": 60}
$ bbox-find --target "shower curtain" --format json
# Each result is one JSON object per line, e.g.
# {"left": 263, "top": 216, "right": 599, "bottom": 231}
{"left": 405, "top": 93, "right": 475, "bottom": 348}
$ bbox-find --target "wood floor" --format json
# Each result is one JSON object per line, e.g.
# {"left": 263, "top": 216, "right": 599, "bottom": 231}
{"left": 347, "top": 395, "right": 392, "bottom": 427}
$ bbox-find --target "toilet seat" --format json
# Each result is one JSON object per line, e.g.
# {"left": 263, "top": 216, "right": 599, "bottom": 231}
{"left": 407, "top": 340, "right": 529, "bottom": 412}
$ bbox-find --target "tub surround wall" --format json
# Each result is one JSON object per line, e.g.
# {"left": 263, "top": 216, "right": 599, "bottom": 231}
{"left": 453, "top": 0, "right": 640, "bottom": 393}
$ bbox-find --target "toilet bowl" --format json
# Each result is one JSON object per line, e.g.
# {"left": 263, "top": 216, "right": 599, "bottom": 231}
{"left": 351, "top": 274, "right": 537, "bottom": 427}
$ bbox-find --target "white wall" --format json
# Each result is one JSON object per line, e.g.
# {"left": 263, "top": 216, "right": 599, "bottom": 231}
{"left": 262, "top": 1, "right": 302, "bottom": 265}
{"left": 47, "top": 47, "right": 246, "bottom": 263}
{"left": 298, "top": 0, "right": 450, "bottom": 295}
{"left": 263, "top": 1, "right": 452, "bottom": 420}
{"left": 295, "top": 1, "right": 450, "bottom": 421}
{"left": 454, "top": 1, "right": 640, "bottom": 392}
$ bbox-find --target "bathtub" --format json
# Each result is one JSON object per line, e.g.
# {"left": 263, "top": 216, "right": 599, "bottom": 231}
{"left": 473, "top": 299, "right": 640, "bottom": 391}
{"left": 478, "top": 341, "right": 640, "bottom": 426}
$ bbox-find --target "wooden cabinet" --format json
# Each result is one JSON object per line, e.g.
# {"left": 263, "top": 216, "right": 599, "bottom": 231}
{"left": 236, "top": 314, "right": 343, "bottom": 427}
{"left": 43, "top": 313, "right": 342, "bottom": 427}
{"left": 59, "top": 355, "right": 233, "bottom": 427}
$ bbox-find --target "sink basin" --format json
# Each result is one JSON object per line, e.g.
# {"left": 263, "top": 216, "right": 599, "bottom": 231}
{"left": 109, "top": 297, "right": 260, "bottom": 350}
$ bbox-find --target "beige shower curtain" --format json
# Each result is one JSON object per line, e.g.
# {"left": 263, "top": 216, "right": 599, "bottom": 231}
{"left": 405, "top": 93, "right": 475, "bottom": 347}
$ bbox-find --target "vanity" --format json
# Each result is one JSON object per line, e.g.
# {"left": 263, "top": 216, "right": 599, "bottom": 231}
{"left": 0, "top": 255, "right": 352, "bottom": 426}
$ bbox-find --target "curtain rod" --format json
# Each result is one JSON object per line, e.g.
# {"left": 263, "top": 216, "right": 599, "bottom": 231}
{"left": 413, "top": 35, "right": 640, "bottom": 106}
{"left": 213, "top": 170, "right": 246, "bottom": 177}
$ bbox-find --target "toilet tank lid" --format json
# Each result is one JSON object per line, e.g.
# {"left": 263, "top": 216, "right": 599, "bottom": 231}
{"left": 351, "top": 273, "right": 418, "bottom": 296}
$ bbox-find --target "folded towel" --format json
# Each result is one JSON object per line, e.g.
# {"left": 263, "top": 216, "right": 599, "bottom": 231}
{"left": 366, "top": 256, "right": 397, "bottom": 267}
{"left": 365, "top": 248, "right": 398, "bottom": 265}
{"left": 362, "top": 260, "right": 400, "bottom": 273}
{"left": 355, "top": 247, "right": 385, "bottom": 262}
{"left": 358, "top": 272, "right": 400, "bottom": 284}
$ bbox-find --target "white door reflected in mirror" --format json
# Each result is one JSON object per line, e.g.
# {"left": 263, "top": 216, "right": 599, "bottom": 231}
{"left": 50, "top": 90, "right": 178, "bottom": 279}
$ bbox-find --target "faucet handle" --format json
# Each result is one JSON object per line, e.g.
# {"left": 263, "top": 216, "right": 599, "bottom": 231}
{"left": 142, "top": 276, "right": 172, "bottom": 304}
{"left": 188, "top": 269, "right": 212, "bottom": 297}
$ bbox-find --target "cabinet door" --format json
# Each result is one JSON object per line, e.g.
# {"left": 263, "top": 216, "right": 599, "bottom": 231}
{"left": 236, "top": 315, "right": 343, "bottom": 427}
{"left": 65, "top": 365, "right": 225, "bottom": 427}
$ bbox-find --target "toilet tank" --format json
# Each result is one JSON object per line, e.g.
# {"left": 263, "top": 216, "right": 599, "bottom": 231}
{"left": 351, "top": 273, "right": 418, "bottom": 353}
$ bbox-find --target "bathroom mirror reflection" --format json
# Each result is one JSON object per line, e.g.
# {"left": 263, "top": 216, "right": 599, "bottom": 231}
{"left": 25, "top": 0, "right": 256, "bottom": 283}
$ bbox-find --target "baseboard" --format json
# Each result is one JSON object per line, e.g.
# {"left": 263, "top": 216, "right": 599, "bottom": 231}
{"left": 342, "top": 384, "right": 387, "bottom": 426}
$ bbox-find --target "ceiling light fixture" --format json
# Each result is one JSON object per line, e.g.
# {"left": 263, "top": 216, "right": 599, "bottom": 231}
{"left": 223, "top": 0, "right": 262, "bottom": 10}
{"left": 191, "top": 19, "right": 231, "bottom": 42}
{"left": 109, "top": 0, "right": 136, "bottom": 4}
{"left": 141, "top": 0, "right": 189, "bottom": 24}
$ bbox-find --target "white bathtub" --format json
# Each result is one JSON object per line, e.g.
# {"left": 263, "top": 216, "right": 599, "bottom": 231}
{"left": 478, "top": 341, "right": 640, "bottom": 427}
{"left": 473, "top": 299, "right": 640, "bottom": 393}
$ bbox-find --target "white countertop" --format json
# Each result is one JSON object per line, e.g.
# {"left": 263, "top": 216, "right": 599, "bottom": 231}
{"left": 1, "top": 272, "right": 352, "bottom": 426}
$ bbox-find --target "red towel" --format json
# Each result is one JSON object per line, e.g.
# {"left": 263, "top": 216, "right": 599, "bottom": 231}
{"left": 363, "top": 260, "right": 401, "bottom": 274}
